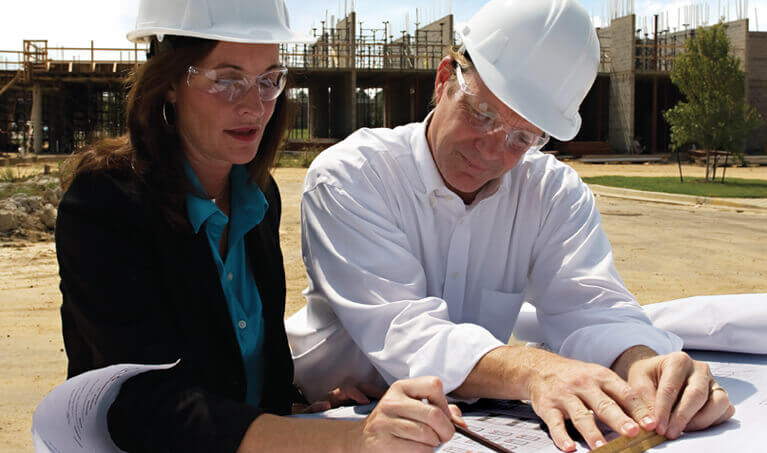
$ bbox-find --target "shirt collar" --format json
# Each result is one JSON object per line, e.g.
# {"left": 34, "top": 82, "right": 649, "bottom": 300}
{"left": 411, "top": 111, "right": 450, "bottom": 196}
{"left": 229, "top": 164, "right": 268, "bottom": 237}
{"left": 184, "top": 161, "right": 219, "bottom": 234}
{"left": 411, "top": 111, "right": 509, "bottom": 200}
{"left": 183, "top": 161, "right": 268, "bottom": 235}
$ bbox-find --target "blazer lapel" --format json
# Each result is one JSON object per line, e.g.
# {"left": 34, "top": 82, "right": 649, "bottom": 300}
{"left": 162, "top": 224, "right": 248, "bottom": 400}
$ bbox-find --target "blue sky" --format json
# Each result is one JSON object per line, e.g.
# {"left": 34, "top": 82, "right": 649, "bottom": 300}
{"left": 1, "top": 0, "right": 765, "bottom": 53}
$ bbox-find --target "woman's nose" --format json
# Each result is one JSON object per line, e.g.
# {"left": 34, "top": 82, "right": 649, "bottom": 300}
{"left": 236, "top": 87, "right": 266, "bottom": 118}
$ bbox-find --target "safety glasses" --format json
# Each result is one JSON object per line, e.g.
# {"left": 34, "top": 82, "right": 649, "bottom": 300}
{"left": 455, "top": 64, "right": 549, "bottom": 154}
{"left": 186, "top": 65, "right": 288, "bottom": 103}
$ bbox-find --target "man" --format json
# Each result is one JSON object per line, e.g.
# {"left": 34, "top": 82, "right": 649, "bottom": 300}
{"left": 287, "top": 0, "right": 734, "bottom": 450}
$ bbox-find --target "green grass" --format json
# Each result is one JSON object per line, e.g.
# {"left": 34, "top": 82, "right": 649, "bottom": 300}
{"left": 0, "top": 180, "right": 59, "bottom": 200}
{"left": 582, "top": 176, "right": 767, "bottom": 198}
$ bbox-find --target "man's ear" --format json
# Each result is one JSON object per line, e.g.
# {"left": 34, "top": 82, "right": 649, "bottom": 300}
{"left": 433, "top": 56, "right": 455, "bottom": 104}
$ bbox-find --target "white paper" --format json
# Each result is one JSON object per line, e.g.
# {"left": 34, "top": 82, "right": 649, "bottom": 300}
{"left": 31, "top": 361, "right": 179, "bottom": 453}
{"left": 513, "top": 294, "right": 767, "bottom": 355}
{"left": 300, "top": 352, "right": 767, "bottom": 452}
{"left": 644, "top": 294, "right": 767, "bottom": 354}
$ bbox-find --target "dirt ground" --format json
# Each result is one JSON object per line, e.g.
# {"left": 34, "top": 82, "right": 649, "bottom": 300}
{"left": 1, "top": 163, "right": 766, "bottom": 452}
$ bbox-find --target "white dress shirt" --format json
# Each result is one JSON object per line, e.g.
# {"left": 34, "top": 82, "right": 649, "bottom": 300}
{"left": 286, "top": 118, "right": 683, "bottom": 402}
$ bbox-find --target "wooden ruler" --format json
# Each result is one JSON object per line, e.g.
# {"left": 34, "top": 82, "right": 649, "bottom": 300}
{"left": 591, "top": 428, "right": 667, "bottom": 453}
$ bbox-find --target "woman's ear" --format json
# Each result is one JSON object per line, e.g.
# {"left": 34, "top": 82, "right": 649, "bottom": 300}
{"left": 166, "top": 82, "right": 178, "bottom": 103}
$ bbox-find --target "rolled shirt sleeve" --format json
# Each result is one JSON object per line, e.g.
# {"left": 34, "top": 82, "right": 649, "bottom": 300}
{"left": 525, "top": 166, "right": 683, "bottom": 367}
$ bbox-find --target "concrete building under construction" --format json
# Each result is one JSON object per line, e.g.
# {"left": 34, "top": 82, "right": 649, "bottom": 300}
{"left": 1, "top": 11, "right": 766, "bottom": 156}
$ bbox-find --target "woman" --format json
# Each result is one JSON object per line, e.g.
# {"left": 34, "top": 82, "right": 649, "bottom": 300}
{"left": 56, "top": 1, "right": 463, "bottom": 451}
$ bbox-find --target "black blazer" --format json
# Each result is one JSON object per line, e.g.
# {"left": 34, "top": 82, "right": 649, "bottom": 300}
{"left": 56, "top": 169, "right": 300, "bottom": 452}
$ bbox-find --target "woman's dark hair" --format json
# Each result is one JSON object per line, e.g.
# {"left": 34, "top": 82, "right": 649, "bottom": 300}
{"left": 64, "top": 36, "right": 290, "bottom": 226}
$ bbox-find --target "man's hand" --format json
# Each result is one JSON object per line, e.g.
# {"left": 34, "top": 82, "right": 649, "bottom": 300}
{"left": 524, "top": 352, "right": 654, "bottom": 451}
{"left": 326, "top": 382, "right": 386, "bottom": 407}
{"left": 292, "top": 382, "right": 387, "bottom": 414}
{"left": 619, "top": 347, "right": 735, "bottom": 440}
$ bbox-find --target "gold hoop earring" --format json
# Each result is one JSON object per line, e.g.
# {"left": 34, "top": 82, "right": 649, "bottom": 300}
{"left": 162, "top": 102, "right": 175, "bottom": 127}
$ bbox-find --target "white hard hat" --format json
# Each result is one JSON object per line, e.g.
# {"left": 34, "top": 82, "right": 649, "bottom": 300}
{"left": 458, "top": 0, "right": 600, "bottom": 141}
{"left": 127, "top": 0, "right": 315, "bottom": 44}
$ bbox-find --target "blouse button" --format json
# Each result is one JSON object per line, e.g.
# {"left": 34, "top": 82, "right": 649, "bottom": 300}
{"left": 238, "top": 320, "right": 247, "bottom": 329}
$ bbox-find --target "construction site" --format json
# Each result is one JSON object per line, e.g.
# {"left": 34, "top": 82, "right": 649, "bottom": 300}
{"left": 2, "top": 8, "right": 767, "bottom": 158}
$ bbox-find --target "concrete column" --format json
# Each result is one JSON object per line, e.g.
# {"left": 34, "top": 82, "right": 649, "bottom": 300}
{"left": 608, "top": 72, "right": 634, "bottom": 152}
{"left": 31, "top": 83, "right": 43, "bottom": 154}
{"left": 349, "top": 71, "right": 357, "bottom": 132}
{"left": 383, "top": 78, "right": 391, "bottom": 128}
{"left": 651, "top": 76, "right": 658, "bottom": 154}
{"left": 309, "top": 83, "right": 330, "bottom": 138}
{"left": 329, "top": 77, "right": 350, "bottom": 139}
{"left": 384, "top": 78, "right": 413, "bottom": 128}
{"left": 604, "top": 15, "right": 636, "bottom": 153}
{"left": 348, "top": 12, "right": 357, "bottom": 134}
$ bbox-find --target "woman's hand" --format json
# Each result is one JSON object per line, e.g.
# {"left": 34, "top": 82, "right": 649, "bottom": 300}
{"left": 350, "top": 376, "right": 465, "bottom": 452}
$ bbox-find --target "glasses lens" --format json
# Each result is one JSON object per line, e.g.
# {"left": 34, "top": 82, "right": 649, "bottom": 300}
{"left": 187, "top": 66, "right": 287, "bottom": 103}
{"left": 256, "top": 69, "right": 287, "bottom": 101}
{"left": 505, "top": 130, "right": 548, "bottom": 153}
{"left": 187, "top": 67, "right": 246, "bottom": 102}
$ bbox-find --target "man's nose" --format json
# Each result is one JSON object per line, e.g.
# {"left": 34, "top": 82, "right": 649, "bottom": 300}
{"left": 473, "top": 129, "right": 506, "bottom": 160}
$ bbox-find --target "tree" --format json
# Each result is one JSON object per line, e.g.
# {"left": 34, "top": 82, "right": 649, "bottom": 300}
{"left": 664, "top": 22, "right": 763, "bottom": 182}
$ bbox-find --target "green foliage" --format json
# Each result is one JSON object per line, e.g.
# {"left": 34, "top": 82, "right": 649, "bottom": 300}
{"left": 583, "top": 176, "right": 767, "bottom": 198}
{"left": 664, "top": 23, "right": 763, "bottom": 180}
{"left": 275, "top": 150, "right": 321, "bottom": 168}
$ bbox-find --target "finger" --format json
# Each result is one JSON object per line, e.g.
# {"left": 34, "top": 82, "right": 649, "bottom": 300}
{"left": 538, "top": 409, "right": 576, "bottom": 452}
{"left": 449, "top": 404, "right": 467, "bottom": 428}
{"left": 342, "top": 385, "right": 372, "bottom": 404}
{"left": 358, "top": 382, "right": 386, "bottom": 399}
{"left": 562, "top": 397, "right": 607, "bottom": 450}
{"left": 377, "top": 392, "right": 455, "bottom": 443}
{"left": 714, "top": 404, "right": 736, "bottom": 425}
{"left": 665, "top": 366, "right": 711, "bottom": 439}
{"left": 684, "top": 388, "right": 734, "bottom": 432}
{"left": 395, "top": 377, "right": 452, "bottom": 419}
{"left": 620, "top": 371, "right": 659, "bottom": 430}
{"left": 653, "top": 357, "right": 692, "bottom": 435}
{"left": 388, "top": 418, "right": 443, "bottom": 447}
{"left": 584, "top": 390, "right": 640, "bottom": 437}
{"left": 303, "top": 400, "right": 331, "bottom": 413}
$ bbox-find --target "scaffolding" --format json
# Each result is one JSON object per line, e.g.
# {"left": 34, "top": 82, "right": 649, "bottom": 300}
{"left": 280, "top": 18, "right": 449, "bottom": 71}
{"left": 1, "top": 12, "right": 765, "bottom": 155}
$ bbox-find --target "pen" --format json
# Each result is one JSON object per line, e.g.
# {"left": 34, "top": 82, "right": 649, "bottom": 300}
{"left": 453, "top": 422, "right": 515, "bottom": 453}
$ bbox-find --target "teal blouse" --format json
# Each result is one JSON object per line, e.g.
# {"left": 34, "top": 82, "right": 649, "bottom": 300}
{"left": 184, "top": 162, "right": 267, "bottom": 407}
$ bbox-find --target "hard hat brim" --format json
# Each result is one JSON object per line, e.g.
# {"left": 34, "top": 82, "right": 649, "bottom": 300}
{"left": 127, "top": 27, "right": 316, "bottom": 45}
{"left": 459, "top": 33, "right": 582, "bottom": 142}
